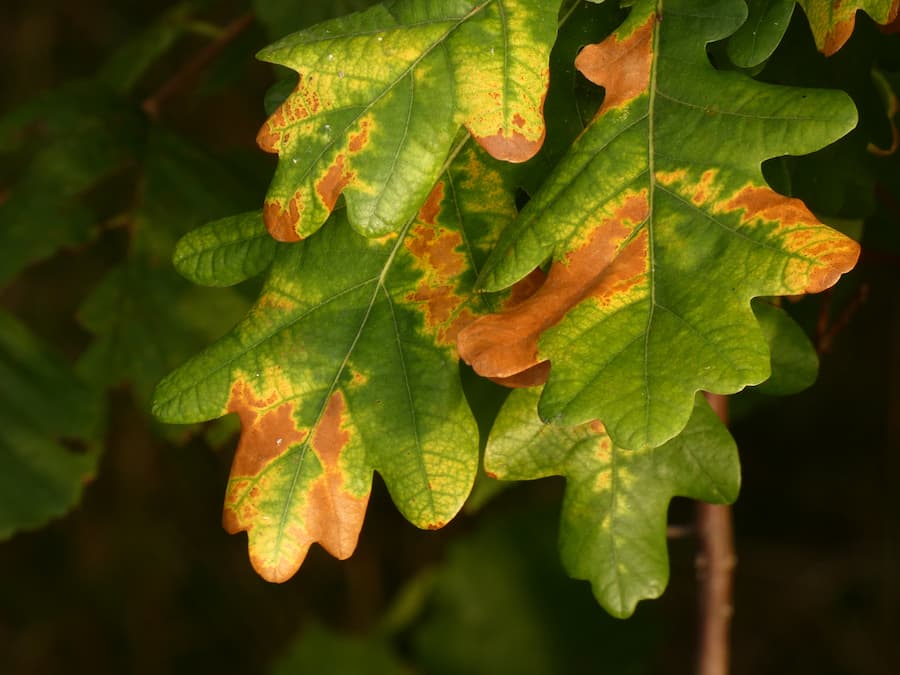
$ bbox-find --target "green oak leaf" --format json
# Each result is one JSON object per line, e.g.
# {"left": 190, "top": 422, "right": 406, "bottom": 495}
{"left": 153, "top": 143, "right": 517, "bottom": 581}
{"left": 726, "top": 0, "right": 795, "bottom": 68}
{"left": 796, "top": 0, "right": 899, "bottom": 55}
{"left": 254, "top": 0, "right": 561, "bottom": 241}
{"left": 484, "top": 388, "right": 739, "bottom": 618}
{"left": 459, "top": 0, "right": 860, "bottom": 450}
{"left": 173, "top": 211, "right": 278, "bottom": 287}
{"left": 752, "top": 299, "right": 819, "bottom": 395}
{"left": 0, "top": 311, "right": 104, "bottom": 538}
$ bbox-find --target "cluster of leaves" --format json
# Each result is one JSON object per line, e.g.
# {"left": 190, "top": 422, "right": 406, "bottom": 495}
{"left": 3, "top": 0, "right": 899, "bottom": 622}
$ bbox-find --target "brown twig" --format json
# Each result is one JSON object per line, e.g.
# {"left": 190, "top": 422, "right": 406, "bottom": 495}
{"left": 696, "top": 393, "right": 736, "bottom": 675}
{"left": 141, "top": 12, "right": 255, "bottom": 119}
{"left": 816, "top": 283, "right": 869, "bottom": 355}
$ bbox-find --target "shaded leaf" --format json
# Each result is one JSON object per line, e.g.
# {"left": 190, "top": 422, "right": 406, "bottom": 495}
{"left": 412, "top": 506, "right": 656, "bottom": 673}
{"left": 461, "top": 0, "right": 860, "bottom": 450}
{"left": 270, "top": 622, "right": 405, "bottom": 675}
{"left": 255, "top": 0, "right": 561, "bottom": 241}
{"left": 77, "top": 131, "right": 255, "bottom": 407}
{"left": 484, "top": 388, "right": 739, "bottom": 617}
{"left": 0, "top": 311, "right": 104, "bottom": 538}
{"left": 153, "top": 144, "right": 517, "bottom": 581}
{"left": 752, "top": 299, "right": 819, "bottom": 395}
{"left": 0, "top": 81, "right": 145, "bottom": 287}
{"left": 726, "top": 0, "right": 795, "bottom": 68}
{"left": 796, "top": 0, "right": 900, "bottom": 55}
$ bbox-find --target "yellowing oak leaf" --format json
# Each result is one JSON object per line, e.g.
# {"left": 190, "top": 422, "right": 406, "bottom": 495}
{"left": 256, "top": 0, "right": 561, "bottom": 241}
{"left": 153, "top": 144, "right": 519, "bottom": 581}
{"left": 797, "top": 0, "right": 900, "bottom": 55}
{"left": 459, "top": 0, "right": 861, "bottom": 450}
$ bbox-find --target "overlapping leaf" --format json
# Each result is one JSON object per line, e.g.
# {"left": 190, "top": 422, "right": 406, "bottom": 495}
{"left": 796, "top": 0, "right": 900, "bottom": 55}
{"left": 153, "top": 143, "right": 517, "bottom": 581}
{"left": 0, "top": 311, "right": 104, "bottom": 538}
{"left": 484, "top": 388, "right": 739, "bottom": 617}
{"left": 459, "top": 0, "right": 860, "bottom": 450}
{"left": 255, "top": 0, "right": 560, "bottom": 241}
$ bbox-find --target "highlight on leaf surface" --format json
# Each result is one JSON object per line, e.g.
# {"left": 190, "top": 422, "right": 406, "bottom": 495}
{"left": 255, "top": 0, "right": 560, "bottom": 241}
{"left": 461, "top": 0, "right": 861, "bottom": 451}
{"left": 796, "top": 0, "right": 900, "bottom": 55}
{"left": 153, "top": 144, "right": 518, "bottom": 582}
{"left": 484, "top": 388, "right": 739, "bottom": 618}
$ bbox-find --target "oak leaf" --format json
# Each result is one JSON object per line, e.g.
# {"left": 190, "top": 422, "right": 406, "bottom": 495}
{"left": 459, "top": 0, "right": 860, "bottom": 450}
{"left": 255, "top": 0, "right": 561, "bottom": 241}
{"left": 153, "top": 144, "right": 517, "bottom": 581}
{"left": 484, "top": 387, "right": 740, "bottom": 618}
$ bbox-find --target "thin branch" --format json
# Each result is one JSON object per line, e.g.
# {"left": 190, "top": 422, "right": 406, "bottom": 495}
{"left": 696, "top": 393, "right": 736, "bottom": 675}
{"left": 141, "top": 12, "right": 255, "bottom": 119}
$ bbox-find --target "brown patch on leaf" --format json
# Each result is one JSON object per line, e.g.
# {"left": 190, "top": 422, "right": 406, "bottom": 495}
{"left": 512, "top": 113, "right": 526, "bottom": 128}
{"left": 458, "top": 194, "right": 649, "bottom": 384}
{"left": 264, "top": 195, "right": 303, "bottom": 242}
{"left": 692, "top": 170, "right": 716, "bottom": 205}
{"left": 226, "top": 380, "right": 308, "bottom": 478}
{"left": 418, "top": 182, "right": 445, "bottom": 226}
{"left": 257, "top": 77, "right": 321, "bottom": 153}
{"left": 304, "top": 391, "right": 369, "bottom": 559}
{"left": 822, "top": 17, "right": 856, "bottom": 56}
{"left": 575, "top": 14, "right": 654, "bottom": 113}
{"left": 348, "top": 119, "right": 371, "bottom": 153}
{"left": 316, "top": 155, "right": 355, "bottom": 211}
{"left": 475, "top": 126, "right": 545, "bottom": 163}
{"left": 725, "top": 185, "right": 860, "bottom": 293}
{"left": 405, "top": 224, "right": 465, "bottom": 278}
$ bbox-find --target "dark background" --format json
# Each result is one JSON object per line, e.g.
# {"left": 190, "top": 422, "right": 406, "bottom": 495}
{"left": 1, "top": 2, "right": 898, "bottom": 673}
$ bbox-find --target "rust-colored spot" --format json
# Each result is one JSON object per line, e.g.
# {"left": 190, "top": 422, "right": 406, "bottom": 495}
{"left": 316, "top": 154, "right": 355, "bottom": 211}
{"left": 589, "top": 420, "right": 606, "bottom": 434}
{"left": 257, "top": 77, "right": 321, "bottom": 153}
{"left": 458, "top": 193, "right": 649, "bottom": 385}
{"left": 425, "top": 520, "right": 446, "bottom": 531}
{"left": 418, "top": 182, "right": 445, "bottom": 226}
{"left": 475, "top": 126, "right": 545, "bottom": 163}
{"left": 348, "top": 119, "right": 371, "bottom": 153}
{"left": 264, "top": 195, "right": 303, "bottom": 242}
{"left": 575, "top": 14, "right": 654, "bottom": 113}
{"left": 692, "top": 170, "right": 716, "bottom": 205}
{"left": 311, "top": 391, "right": 351, "bottom": 467}
{"left": 485, "top": 470, "right": 499, "bottom": 480}
{"left": 405, "top": 224, "right": 466, "bottom": 278}
{"left": 226, "top": 380, "right": 308, "bottom": 478}
{"left": 512, "top": 113, "right": 526, "bottom": 128}
{"left": 302, "top": 391, "right": 369, "bottom": 560}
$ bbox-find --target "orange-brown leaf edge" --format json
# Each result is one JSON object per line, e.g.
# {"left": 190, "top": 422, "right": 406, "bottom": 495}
{"left": 458, "top": 194, "right": 649, "bottom": 385}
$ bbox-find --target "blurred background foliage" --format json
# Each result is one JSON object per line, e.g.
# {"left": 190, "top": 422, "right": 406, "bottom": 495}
{"left": 0, "top": 1, "right": 898, "bottom": 673}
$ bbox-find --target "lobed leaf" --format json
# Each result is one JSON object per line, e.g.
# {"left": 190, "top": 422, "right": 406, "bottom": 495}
{"left": 484, "top": 388, "right": 740, "bottom": 618}
{"left": 726, "top": 0, "right": 795, "bottom": 68}
{"left": 796, "top": 0, "right": 900, "bottom": 55}
{"left": 153, "top": 144, "right": 517, "bottom": 581}
{"left": 460, "top": 0, "right": 860, "bottom": 450}
{"left": 255, "top": 0, "right": 561, "bottom": 241}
